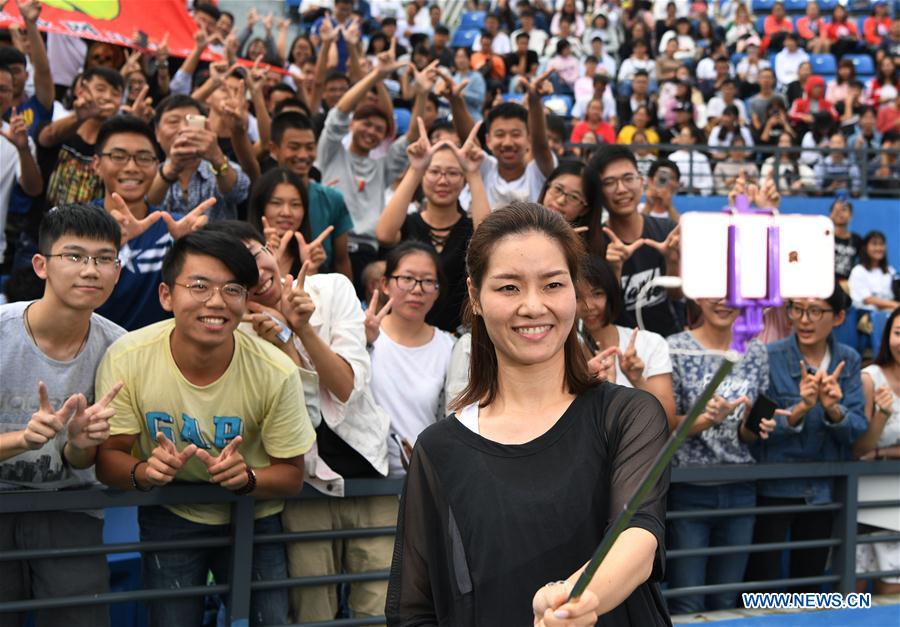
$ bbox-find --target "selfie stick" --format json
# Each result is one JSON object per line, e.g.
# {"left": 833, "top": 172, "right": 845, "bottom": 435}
{"left": 568, "top": 194, "right": 777, "bottom": 602}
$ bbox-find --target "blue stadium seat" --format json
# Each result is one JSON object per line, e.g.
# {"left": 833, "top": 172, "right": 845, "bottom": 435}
{"left": 542, "top": 94, "right": 573, "bottom": 117}
{"left": 810, "top": 53, "right": 837, "bottom": 76}
{"left": 857, "top": 16, "right": 867, "bottom": 34}
{"left": 451, "top": 29, "right": 479, "bottom": 49}
{"left": 731, "top": 52, "right": 747, "bottom": 66}
{"left": 459, "top": 11, "right": 486, "bottom": 30}
{"left": 503, "top": 93, "right": 526, "bottom": 103}
{"left": 844, "top": 53, "right": 875, "bottom": 77}
{"left": 394, "top": 108, "right": 411, "bottom": 136}
{"left": 752, "top": 0, "right": 776, "bottom": 12}
{"left": 818, "top": 0, "right": 839, "bottom": 11}
{"left": 784, "top": 0, "right": 807, "bottom": 13}
{"left": 755, "top": 15, "right": 767, "bottom": 34}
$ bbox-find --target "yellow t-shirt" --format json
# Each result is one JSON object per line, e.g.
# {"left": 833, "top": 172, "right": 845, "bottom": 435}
{"left": 97, "top": 319, "right": 315, "bottom": 525}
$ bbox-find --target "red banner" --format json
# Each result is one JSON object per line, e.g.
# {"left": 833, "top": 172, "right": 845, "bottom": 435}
{"left": 0, "top": 0, "right": 200, "bottom": 58}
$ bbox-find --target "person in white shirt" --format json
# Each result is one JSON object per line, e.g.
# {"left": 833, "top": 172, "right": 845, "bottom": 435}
{"left": 577, "top": 256, "right": 676, "bottom": 421}
{"left": 0, "top": 66, "right": 41, "bottom": 265}
{"left": 707, "top": 80, "right": 750, "bottom": 125}
{"left": 209, "top": 220, "right": 394, "bottom": 624}
{"left": 774, "top": 33, "right": 810, "bottom": 87}
{"left": 368, "top": 242, "right": 455, "bottom": 477}
{"left": 511, "top": 10, "right": 549, "bottom": 56}
{"left": 669, "top": 126, "right": 715, "bottom": 195}
{"left": 472, "top": 13, "right": 512, "bottom": 55}
{"left": 617, "top": 39, "right": 657, "bottom": 86}
{"left": 849, "top": 231, "right": 900, "bottom": 312}
{"left": 658, "top": 18, "right": 697, "bottom": 62}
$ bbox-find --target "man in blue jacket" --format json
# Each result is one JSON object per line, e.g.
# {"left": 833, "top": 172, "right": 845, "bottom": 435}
{"left": 747, "top": 288, "right": 867, "bottom": 591}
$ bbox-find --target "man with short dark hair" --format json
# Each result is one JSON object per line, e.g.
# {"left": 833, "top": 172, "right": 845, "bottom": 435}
{"left": 96, "top": 229, "right": 315, "bottom": 627}
{"left": 0, "top": 203, "right": 126, "bottom": 627}
{"left": 39, "top": 67, "right": 124, "bottom": 206}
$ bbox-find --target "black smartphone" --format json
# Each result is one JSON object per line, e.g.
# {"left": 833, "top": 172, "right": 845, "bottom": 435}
{"left": 578, "top": 321, "right": 599, "bottom": 354}
{"left": 135, "top": 30, "right": 148, "bottom": 50}
{"left": 745, "top": 394, "right": 778, "bottom": 436}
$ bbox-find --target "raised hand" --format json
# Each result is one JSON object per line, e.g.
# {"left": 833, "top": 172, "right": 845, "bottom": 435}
{"left": 376, "top": 37, "right": 406, "bottom": 77}
{"left": 73, "top": 80, "right": 102, "bottom": 122}
{"left": 108, "top": 192, "right": 162, "bottom": 244}
{"left": 407, "top": 118, "right": 443, "bottom": 171}
{"left": 245, "top": 7, "right": 259, "bottom": 30}
{"left": 145, "top": 432, "right": 198, "bottom": 487}
{"left": 818, "top": 361, "right": 846, "bottom": 414}
{"left": 618, "top": 328, "right": 645, "bottom": 386}
{"left": 587, "top": 345, "right": 618, "bottom": 382}
{"left": 193, "top": 26, "right": 210, "bottom": 50}
{"left": 262, "top": 11, "right": 274, "bottom": 33}
{"left": 195, "top": 435, "right": 249, "bottom": 491}
{"left": 297, "top": 226, "right": 334, "bottom": 274}
{"left": 22, "top": 382, "right": 84, "bottom": 450}
{"left": 341, "top": 18, "right": 361, "bottom": 46}
{"left": 532, "top": 580, "right": 599, "bottom": 627}
{"left": 121, "top": 84, "right": 154, "bottom": 121}
{"left": 121, "top": 49, "right": 142, "bottom": 77}
{"left": 261, "top": 216, "right": 284, "bottom": 251}
{"left": 280, "top": 263, "right": 317, "bottom": 332}
{"left": 0, "top": 107, "right": 29, "bottom": 150}
{"left": 156, "top": 32, "right": 170, "bottom": 62}
{"left": 603, "top": 226, "right": 645, "bottom": 274}
{"left": 435, "top": 68, "right": 469, "bottom": 99}
{"left": 160, "top": 197, "right": 215, "bottom": 240}
{"left": 319, "top": 13, "right": 338, "bottom": 43}
{"left": 277, "top": 17, "right": 291, "bottom": 33}
{"left": 413, "top": 59, "right": 441, "bottom": 95}
{"left": 17, "top": 0, "right": 41, "bottom": 24}
{"left": 67, "top": 381, "right": 123, "bottom": 449}
{"left": 521, "top": 68, "right": 555, "bottom": 97}
{"left": 365, "top": 289, "right": 393, "bottom": 345}
{"left": 449, "top": 120, "right": 485, "bottom": 174}
{"left": 798, "top": 360, "right": 820, "bottom": 411}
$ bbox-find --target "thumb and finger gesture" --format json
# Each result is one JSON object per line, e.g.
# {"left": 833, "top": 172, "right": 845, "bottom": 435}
{"left": 587, "top": 346, "right": 618, "bottom": 382}
{"left": 68, "top": 381, "right": 124, "bottom": 449}
{"left": 297, "top": 226, "right": 334, "bottom": 273}
{"left": 261, "top": 216, "right": 281, "bottom": 251}
{"left": 818, "top": 361, "right": 845, "bottom": 407}
{"left": 109, "top": 192, "right": 162, "bottom": 244}
{"left": 408, "top": 118, "right": 434, "bottom": 169}
{"left": 365, "top": 289, "right": 393, "bottom": 345}
{"left": 195, "top": 435, "right": 249, "bottom": 490}
{"left": 617, "top": 328, "right": 645, "bottom": 384}
{"left": 603, "top": 226, "right": 644, "bottom": 269}
{"left": 282, "top": 262, "right": 317, "bottom": 331}
{"left": 451, "top": 121, "right": 485, "bottom": 173}
{"left": 24, "top": 382, "right": 83, "bottom": 450}
{"left": 160, "top": 197, "right": 215, "bottom": 239}
{"left": 146, "top": 432, "right": 198, "bottom": 486}
{"left": 532, "top": 581, "right": 599, "bottom": 627}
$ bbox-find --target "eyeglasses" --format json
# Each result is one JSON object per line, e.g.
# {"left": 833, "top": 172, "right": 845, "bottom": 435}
{"left": 424, "top": 167, "right": 464, "bottom": 183}
{"left": 0, "top": 86, "right": 13, "bottom": 95}
{"left": 549, "top": 183, "right": 585, "bottom": 206}
{"left": 786, "top": 303, "right": 833, "bottom": 322}
{"left": 44, "top": 253, "right": 121, "bottom": 269}
{"left": 100, "top": 149, "right": 159, "bottom": 167}
{"left": 174, "top": 281, "right": 248, "bottom": 304}
{"left": 600, "top": 172, "right": 641, "bottom": 191}
{"left": 390, "top": 275, "right": 440, "bottom": 294}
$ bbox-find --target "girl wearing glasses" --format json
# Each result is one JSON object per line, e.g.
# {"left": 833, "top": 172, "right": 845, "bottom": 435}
{"left": 369, "top": 242, "right": 455, "bottom": 476}
{"left": 537, "top": 160, "right": 589, "bottom": 228}
{"left": 375, "top": 123, "right": 488, "bottom": 333}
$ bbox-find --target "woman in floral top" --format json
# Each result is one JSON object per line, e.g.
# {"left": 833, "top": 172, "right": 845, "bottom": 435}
{"left": 665, "top": 298, "right": 776, "bottom": 615}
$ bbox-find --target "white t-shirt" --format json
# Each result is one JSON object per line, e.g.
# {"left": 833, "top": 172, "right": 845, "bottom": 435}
{"left": 480, "top": 154, "right": 556, "bottom": 210}
{"left": 371, "top": 326, "right": 454, "bottom": 476}
{"left": 848, "top": 265, "right": 897, "bottom": 310}
{"left": 610, "top": 326, "right": 672, "bottom": 387}
{"left": 0, "top": 126, "right": 36, "bottom": 264}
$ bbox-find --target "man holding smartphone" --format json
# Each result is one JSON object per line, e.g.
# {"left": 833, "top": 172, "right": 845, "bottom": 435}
{"left": 640, "top": 160, "right": 681, "bottom": 221}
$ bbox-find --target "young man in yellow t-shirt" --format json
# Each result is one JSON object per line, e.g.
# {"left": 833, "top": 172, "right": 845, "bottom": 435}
{"left": 95, "top": 230, "right": 315, "bottom": 627}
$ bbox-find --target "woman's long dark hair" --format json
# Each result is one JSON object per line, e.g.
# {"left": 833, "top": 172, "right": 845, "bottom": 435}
{"left": 859, "top": 230, "right": 889, "bottom": 272}
{"left": 247, "top": 168, "right": 311, "bottom": 274}
{"left": 449, "top": 202, "right": 596, "bottom": 411}
{"left": 873, "top": 306, "right": 900, "bottom": 366}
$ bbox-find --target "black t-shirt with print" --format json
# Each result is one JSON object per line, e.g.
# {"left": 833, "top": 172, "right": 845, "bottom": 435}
{"left": 834, "top": 232, "right": 863, "bottom": 280}
{"left": 615, "top": 216, "right": 681, "bottom": 337}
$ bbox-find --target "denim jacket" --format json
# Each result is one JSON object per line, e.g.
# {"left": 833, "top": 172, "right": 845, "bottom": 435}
{"left": 751, "top": 334, "right": 867, "bottom": 504}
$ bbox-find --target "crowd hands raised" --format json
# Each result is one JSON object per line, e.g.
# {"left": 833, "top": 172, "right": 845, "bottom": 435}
{"left": 0, "top": 0, "right": 899, "bottom": 626}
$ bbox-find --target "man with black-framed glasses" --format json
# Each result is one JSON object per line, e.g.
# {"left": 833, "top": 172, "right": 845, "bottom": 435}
{"left": 91, "top": 115, "right": 214, "bottom": 330}
{"left": 0, "top": 203, "right": 126, "bottom": 627}
{"left": 747, "top": 288, "right": 867, "bottom": 592}
{"left": 95, "top": 229, "right": 315, "bottom": 627}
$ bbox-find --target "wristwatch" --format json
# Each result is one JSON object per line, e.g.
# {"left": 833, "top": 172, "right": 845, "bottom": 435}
{"left": 210, "top": 160, "right": 230, "bottom": 176}
{"left": 159, "top": 162, "right": 178, "bottom": 184}
{"left": 234, "top": 467, "right": 256, "bottom": 496}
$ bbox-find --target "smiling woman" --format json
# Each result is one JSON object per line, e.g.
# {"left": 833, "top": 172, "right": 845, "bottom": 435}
{"left": 386, "top": 203, "right": 672, "bottom": 627}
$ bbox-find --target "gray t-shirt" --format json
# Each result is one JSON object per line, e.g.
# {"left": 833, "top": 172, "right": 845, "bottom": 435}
{"left": 315, "top": 107, "right": 409, "bottom": 249}
{"left": 0, "top": 301, "right": 125, "bottom": 491}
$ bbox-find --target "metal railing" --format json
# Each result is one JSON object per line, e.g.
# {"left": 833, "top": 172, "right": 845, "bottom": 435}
{"left": 571, "top": 142, "right": 900, "bottom": 199}
{"left": 1, "top": 461, "right": 899, "bottom": 626}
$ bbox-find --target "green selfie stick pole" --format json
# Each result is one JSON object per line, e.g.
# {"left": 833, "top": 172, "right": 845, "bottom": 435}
{"left": 568, "top": 352, "right": 739, "bottom": 601}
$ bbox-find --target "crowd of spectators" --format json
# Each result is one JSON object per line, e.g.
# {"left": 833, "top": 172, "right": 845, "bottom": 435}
{"left": 0, "top": 0, "right": 899, "bottom": 626}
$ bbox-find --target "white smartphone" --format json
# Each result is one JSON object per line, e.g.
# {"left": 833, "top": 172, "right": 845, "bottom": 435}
{"left": 680, "top": 212, "right": 835, "bottom": 300}
{"left": 185, "top": 113, "right": 207, "bottom": 129}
